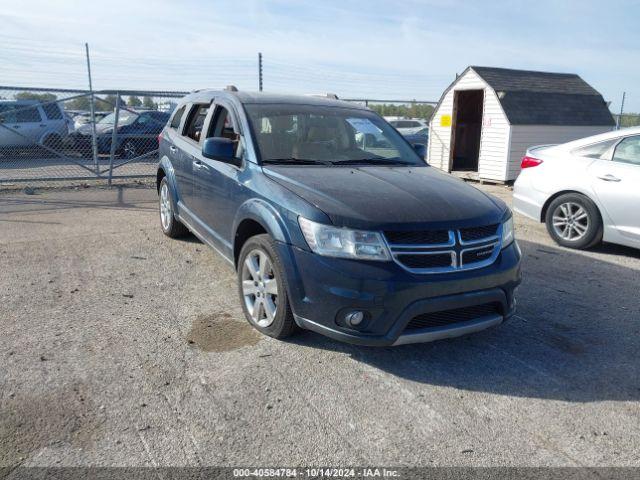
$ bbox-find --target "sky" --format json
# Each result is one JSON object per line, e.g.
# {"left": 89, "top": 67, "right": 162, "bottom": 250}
{"left": 1, "top": 0, "right": 639, "bottom": 111}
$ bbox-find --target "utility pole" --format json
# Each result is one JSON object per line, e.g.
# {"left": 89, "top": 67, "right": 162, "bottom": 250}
{"left": 258, "top": 52, "right": 263, "bottom": 92}
{"left": 617, "top": 92, "right": 626, "bottom": 130}
{"left": 85, "top": 43, "right": 99, "bottom": 174}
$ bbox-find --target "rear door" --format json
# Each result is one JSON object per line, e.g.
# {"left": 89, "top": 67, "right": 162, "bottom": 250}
{"left": 0, "top": 103, "right": 42, "bottom": 146}
{"left": 164, "top": 104, "right": 188, "bottom": 198}
{"left": 589, "top": 135, "right": 640, "bottom": 243}
{"left": 173, "top": 103, "right": 210, "bottom": 213}
{"left": 16, "top": 104, "right": 45, "bottom": 145}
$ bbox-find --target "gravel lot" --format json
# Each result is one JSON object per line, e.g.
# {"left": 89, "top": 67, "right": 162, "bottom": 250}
{"left": 1, "top": 183, "right": 639, "bottom": 469}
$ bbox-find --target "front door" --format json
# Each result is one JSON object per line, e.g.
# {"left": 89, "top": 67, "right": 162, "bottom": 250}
{"left": 191, "top": 101, "right": 243, "bottom": 254}
{"left": 589, "top": 134, "right": 640, "bottom": 244}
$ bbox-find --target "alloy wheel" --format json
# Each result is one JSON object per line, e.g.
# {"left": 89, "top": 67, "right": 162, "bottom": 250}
{"left": 159, "top": 182, "right": 172, "bottom": 231}
{"left": 551, "top": 202, "right": 589, "bottom": 241}
{"left": 123, "top": 141, "right": 137, "bottom": 158}
{"left": 241, "top": 249, "right": 278, "bottom": 328}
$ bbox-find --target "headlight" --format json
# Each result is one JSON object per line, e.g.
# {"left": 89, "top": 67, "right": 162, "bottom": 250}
{"left": 501, "top": 215, "right": 515, "bottom": 248}
{"left": 298, "top": 217, "right": 390, "bottom": 261}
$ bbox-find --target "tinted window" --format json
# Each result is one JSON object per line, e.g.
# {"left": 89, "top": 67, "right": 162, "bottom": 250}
{"left": 572, "top": 139, "right": 617, "bottom": 159}
{"left": 0, "top": 104, "right": 17, "bottom": 123}
{"left": 395, "top": 120, "right": 420, "bottom": 128}
{"left": 170, "top": 106, "right": 185, "bottom": 129}
{"left": 184, "top": 104, "right": 209, "bottom": 142}
{"left": 612, "top": 136, "right": 640, "bottom": 166}
{"left": 42, "top": 103, "right": 63, "bottom": 120}
{"left": 16, "top": 105, "right": 41, "bottom": 123}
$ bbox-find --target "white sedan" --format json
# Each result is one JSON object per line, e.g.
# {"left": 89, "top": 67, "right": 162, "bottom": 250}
{"left": 513, "top": 127, "right": 640, "bottom": 250}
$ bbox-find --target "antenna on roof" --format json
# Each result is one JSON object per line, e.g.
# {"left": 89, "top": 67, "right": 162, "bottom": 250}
{"left": 225, "top": 85, "right": 238, "bottom": 92}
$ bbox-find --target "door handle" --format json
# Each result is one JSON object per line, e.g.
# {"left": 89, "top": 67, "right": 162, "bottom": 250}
{"left": 169, "top": 146, "right": 177, "bottom": 152}
{"left": 597, "top": 174, "right": 621, "bottom": 182}
{"left": 39, "top": 124, "right": 46, "bottom": 127}
{"left": 193, "top": 159, "right": 206, "bottom": 169}
{"left": 12, "top": 125, "right": 20, "bottom": 129}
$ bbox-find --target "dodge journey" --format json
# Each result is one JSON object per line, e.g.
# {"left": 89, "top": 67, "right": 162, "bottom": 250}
{"left": 156, "top": 88, "right": 521, "bottom": 346}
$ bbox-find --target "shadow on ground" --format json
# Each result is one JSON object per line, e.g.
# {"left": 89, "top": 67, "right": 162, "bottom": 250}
{"left": 289, "top": 239, "right": 640, "bottom": 403}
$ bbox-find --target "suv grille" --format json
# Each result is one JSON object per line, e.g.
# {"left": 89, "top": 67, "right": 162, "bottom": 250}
{"left": 383, "top": 230, "right": 450, "bottom": 245}
{"left": 396, "top": 253, "right": 453, "bottom": 269}
{"left": 405, "top": 303, "right": 501, "bottom": 330}
{"left": 460, "top": 224, "right": 499, "bottom": 242}
{"left": 384, "top": 223, "right": 501, "bottom": 274}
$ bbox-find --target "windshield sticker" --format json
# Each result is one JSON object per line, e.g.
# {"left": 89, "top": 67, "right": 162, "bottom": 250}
{"left": 346, "top": 118, "right": 382, "bottom": 135}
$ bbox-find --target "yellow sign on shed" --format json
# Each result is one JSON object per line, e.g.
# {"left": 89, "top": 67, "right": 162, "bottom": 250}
{"left": 440, "top": 115, "right": 452, "bottom": 127}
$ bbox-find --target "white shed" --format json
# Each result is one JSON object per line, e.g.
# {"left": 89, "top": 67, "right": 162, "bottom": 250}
{"left": 427, "top": 66, "right": 615, "bottom": 182}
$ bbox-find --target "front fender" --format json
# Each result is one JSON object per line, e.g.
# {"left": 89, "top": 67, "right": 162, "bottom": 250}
{"left": 233, "top": 198, "right": 291, "bottom": 245}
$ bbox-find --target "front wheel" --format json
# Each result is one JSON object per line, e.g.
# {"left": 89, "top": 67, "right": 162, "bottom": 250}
{"left": 237, "top": 234, "right": 297, "bottom": 339}
{"left": 545, "top": 193, "right": 602, "bottom": 249}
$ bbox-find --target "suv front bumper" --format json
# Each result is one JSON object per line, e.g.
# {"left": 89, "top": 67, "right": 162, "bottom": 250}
{"left": 276, "top": 241, "right": 522, "bottom": 346}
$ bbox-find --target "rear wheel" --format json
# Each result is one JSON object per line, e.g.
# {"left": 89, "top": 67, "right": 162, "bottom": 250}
{"left": 159, "top": 177, "right": 188, "bottom": 238}
{"left": 121, "top": 139, "right": 138, "bottom": 159}
{"left": 237, "top": 234, "right": 297, "bottom": 339}
{"left": 545, "top": 193, "right": 602, "bottom": 249}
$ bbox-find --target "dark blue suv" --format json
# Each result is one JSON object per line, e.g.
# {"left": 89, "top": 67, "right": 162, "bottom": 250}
{"left": 157, "top": 89, "right": 521, "bottom": 346}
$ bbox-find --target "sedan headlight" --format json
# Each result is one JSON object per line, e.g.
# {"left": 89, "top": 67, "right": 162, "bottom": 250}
{"left": 501, "top": 215, "right": 515, "bottom": 248}
{"left": 298, "top": 217, "right": 390, "bottom": 261}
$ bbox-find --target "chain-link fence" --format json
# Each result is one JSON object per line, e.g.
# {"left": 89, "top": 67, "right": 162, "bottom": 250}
{"left": 0, "top": 88, "right": 438, "bottom": 188}
{"left": 0, "top": 86, "right": 186, "bottom": 187}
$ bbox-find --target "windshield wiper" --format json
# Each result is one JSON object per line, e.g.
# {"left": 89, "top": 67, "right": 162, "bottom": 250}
{"left": 262, "top": 158, "right": 334, "bottom": 166}
{"left": 334, "top": 158, "right": 412, "bottom": 165}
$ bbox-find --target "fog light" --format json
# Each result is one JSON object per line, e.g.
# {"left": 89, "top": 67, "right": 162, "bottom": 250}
{"left": 345, "top": 310, "right": 364, "bottom": 326}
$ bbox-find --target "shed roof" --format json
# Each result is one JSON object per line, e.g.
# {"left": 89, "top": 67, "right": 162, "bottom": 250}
{"left": 468, "top": 66, "right": 615, "bottom": 126}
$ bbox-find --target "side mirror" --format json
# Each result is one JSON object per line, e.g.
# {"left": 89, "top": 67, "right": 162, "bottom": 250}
{"left": 413, "top": 143, "right": 427, "bottom": 159}
{"left": 202, "top": 137, "right": 241, "bottom": 166}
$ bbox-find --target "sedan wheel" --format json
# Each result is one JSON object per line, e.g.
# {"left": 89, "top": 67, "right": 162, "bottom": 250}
{"left": 241, "top": 249, "right": 279, "bottom": 328}
{"left": 123, "top": 140, "right": 137, "bottom": 159}
{"left": 551, "top": 202, "right": 589, "bottom": 242}
{"left": 545, "top": 193, "right": 602, "bottom": 250}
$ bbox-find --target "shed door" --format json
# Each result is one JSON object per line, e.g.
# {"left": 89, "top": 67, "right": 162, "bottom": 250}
{"left": 450, "top": 90, "right": 484, "bottom": 172}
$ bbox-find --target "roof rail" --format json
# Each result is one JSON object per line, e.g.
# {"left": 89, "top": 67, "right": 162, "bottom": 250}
{"left": 305, "top": 93, "right": 339, "bottom": 100}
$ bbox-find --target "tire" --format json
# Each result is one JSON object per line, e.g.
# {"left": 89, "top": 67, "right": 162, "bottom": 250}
{"left": 545, "top": 193, "right": 602, "bottom": 249}
{"left": 158, "top": 177, "right": 188, "bottom": 238}
{"left": 121, "top": 139, "right": 138, "bottom": 159}
{"left": 237, "top": 234, "right": 297, "bottom": 339}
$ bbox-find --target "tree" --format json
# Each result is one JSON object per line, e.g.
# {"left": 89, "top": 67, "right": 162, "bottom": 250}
{"left": 369, "top": 103, "right": 435, "bottom": 120}
{"left": 127, "top": 96, "right": 142, "bottom": 108}
{"left": 15, "top": 92, "right": 58, "bottom": 103}
{"left": 142, "top": 96, "right": 157, "bottom": 110}
{"left": 65, "top": 96, "right": 91, "bottom": 111}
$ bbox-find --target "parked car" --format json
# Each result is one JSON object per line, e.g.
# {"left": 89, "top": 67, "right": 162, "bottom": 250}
{"left": 0, "top": 100, "right": 68, "bottom": 151}
{"left": 402, "top": 127, "right": 429, "bottom": 148}
{"left": 389, "top": 118, "right": 429, "bottom": 135}
{"left": 70, "top": 110, "right": 170, "bottom": 158}
{"left": 513, "top": 127, "right": 640, "bottom": 250}
{"left": 157, "top": 89, "right": 521, "bottom": 346}
{"left": 71, "top": 111, "right": 110, "bottom": 131}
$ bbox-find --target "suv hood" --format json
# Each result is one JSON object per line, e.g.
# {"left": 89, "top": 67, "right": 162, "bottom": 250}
{"left": 263, "top": 165, "right": 507, "bottom": 230}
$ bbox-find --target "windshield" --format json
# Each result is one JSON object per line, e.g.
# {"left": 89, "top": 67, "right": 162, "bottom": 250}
{"left": 98, "top": 110, "right": 138, "bottom": 126}
{"left": 244, "top": 104, "right": 425, "bottom": 166}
